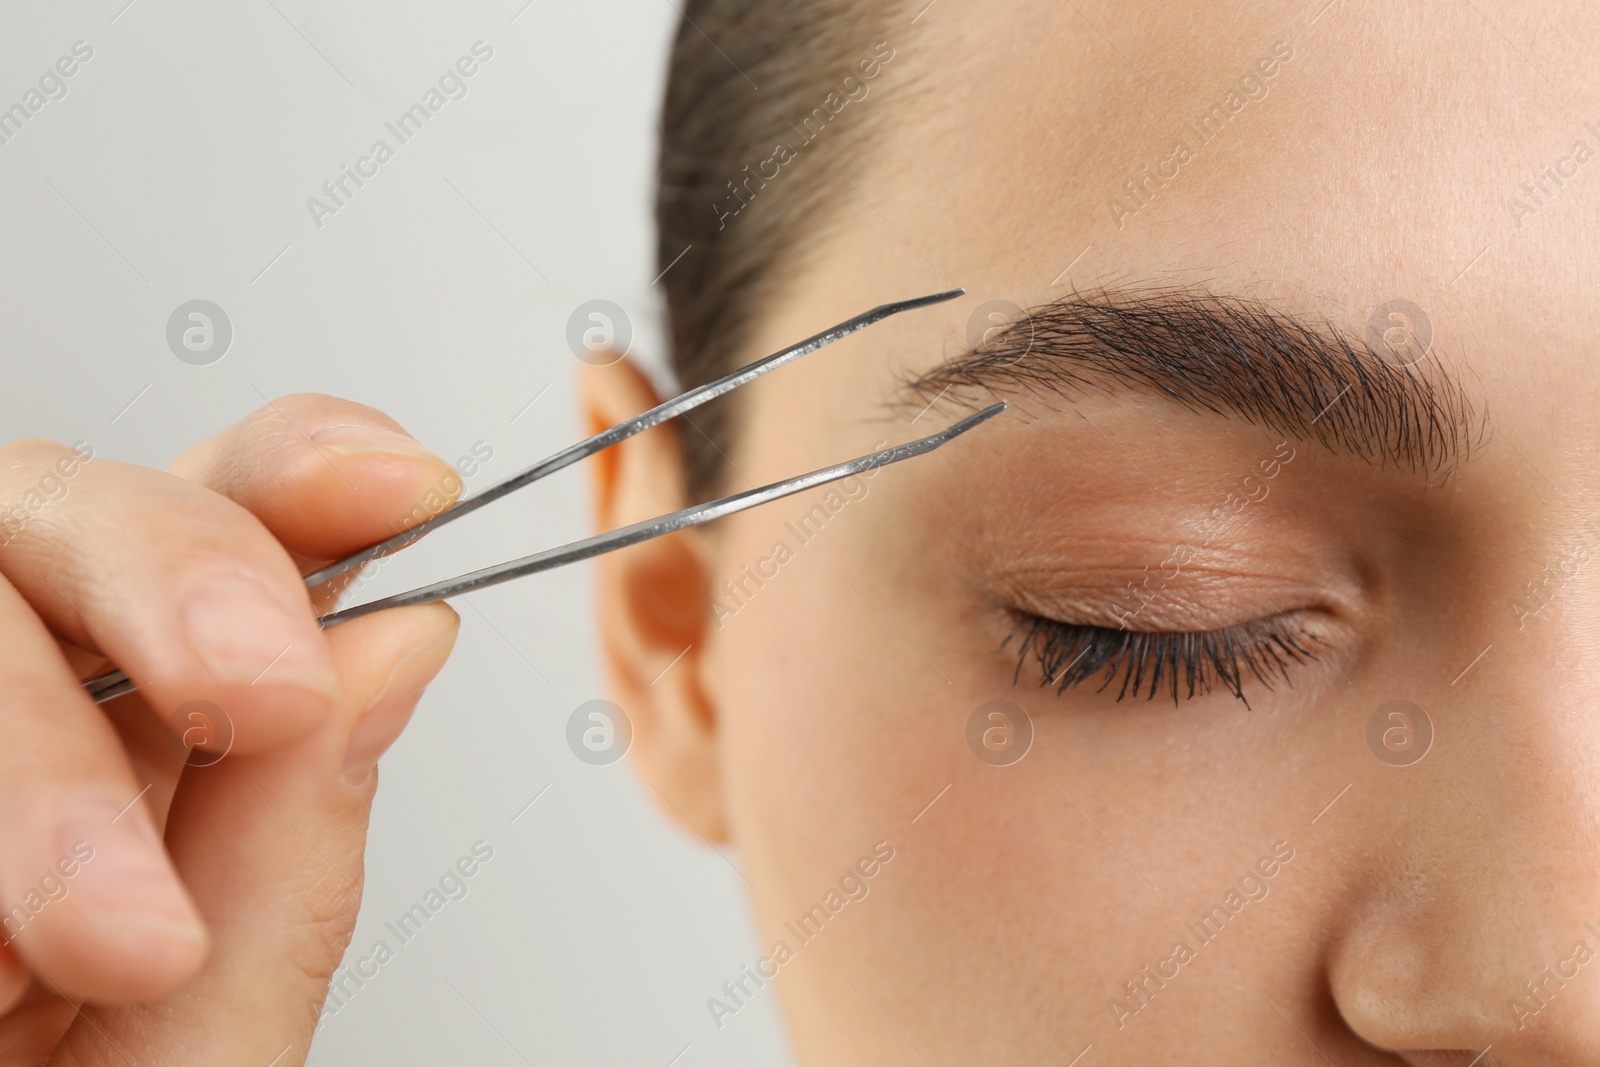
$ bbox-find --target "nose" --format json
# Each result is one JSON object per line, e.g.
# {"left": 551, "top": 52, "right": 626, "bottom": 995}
{"left": 1325, "top": 645, "right": 1600, "bottom": 1063}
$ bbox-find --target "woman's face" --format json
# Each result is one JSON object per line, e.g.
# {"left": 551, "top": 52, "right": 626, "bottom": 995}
{"left": 593, "top": 0, "right": 1600, "bottom": 1062}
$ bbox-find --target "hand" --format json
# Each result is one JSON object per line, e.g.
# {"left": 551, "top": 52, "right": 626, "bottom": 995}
{"left": 0, "top": 394, "right": 463, "bottom": 1064}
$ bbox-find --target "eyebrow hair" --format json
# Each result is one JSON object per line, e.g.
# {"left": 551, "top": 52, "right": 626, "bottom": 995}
{"left": 897, "top": 287, "right": 1480, "bottom": 474}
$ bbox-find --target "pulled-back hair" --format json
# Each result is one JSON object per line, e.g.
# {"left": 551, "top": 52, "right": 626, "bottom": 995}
{"left": 656, "top": 1, "right": 903, "bottom": 497}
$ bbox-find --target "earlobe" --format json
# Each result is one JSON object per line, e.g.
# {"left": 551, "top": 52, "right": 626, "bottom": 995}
{"left": 578, "top": 358, "right": 730, "bottom": 841}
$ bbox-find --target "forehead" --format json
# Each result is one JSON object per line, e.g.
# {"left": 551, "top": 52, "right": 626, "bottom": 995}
{"left": 745, "top": 0, "right": 1598, "bottom": 425}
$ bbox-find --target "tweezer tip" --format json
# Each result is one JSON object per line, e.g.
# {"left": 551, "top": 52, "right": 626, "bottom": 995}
{"left": 937, "top": 401, "right": 1008, "bottom": 439}
{"left": 884, "top": 288, "right": 965, "bottom": 315}
{"left": 968, "top": 400, "right": 1008, "bottom": 423}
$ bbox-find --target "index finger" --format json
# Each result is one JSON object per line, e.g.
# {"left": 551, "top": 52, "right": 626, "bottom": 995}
{"left": 167, "top": 393, "right": 467, "bottom": 567}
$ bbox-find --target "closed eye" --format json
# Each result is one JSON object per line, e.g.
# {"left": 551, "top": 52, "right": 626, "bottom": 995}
{"left": 1004, "top": 613, "right": 1323, "bottom": 706}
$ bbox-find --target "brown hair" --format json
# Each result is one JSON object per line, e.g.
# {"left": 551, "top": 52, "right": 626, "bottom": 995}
{"left": 656, "top": 1, "right": 903, "bottom": 498}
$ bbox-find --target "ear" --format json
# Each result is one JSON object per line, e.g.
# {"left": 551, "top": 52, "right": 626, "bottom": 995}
{"left": 578, "top": 358, "right": 729, "bottom": 841}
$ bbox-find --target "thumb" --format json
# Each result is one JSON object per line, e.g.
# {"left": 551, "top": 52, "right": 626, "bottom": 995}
{"left": 49, "top": 602, "right": 459, "bottom": 1066}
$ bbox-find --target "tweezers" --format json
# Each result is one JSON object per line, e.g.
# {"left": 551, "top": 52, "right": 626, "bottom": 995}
{"left": 83, "top": 288, "right": 1004, "bottom": 705}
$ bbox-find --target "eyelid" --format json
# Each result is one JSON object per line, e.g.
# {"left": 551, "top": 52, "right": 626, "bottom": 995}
{"left": 990, "top": 543, "right": 1367, "bottom": 640}
{"left": 1004, "top": 577, "right": 1306, "bottom": 637}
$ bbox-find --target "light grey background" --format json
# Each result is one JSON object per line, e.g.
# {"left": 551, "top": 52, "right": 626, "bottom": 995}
{"left": 0, "top": 2, "right": 789, "bottom": 1063}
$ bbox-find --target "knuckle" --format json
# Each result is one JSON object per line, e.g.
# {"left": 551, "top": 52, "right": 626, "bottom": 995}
{"left": 282, "top": 867, "right": 367, "bottom": 986}
{"left": 226, "top": 393, "right": 401, "bottom": 483}
{"left": 72, "top": 483, "right": 295, "bottom": 591}
{"left": 0, "top": 440, "right": 92, "bottom": 548}
{"left": 1, "top": 437, "right": 69, "bottom": 459}
{"left": 90, "top": 478, "right": 243, "bottom": 542}
{"left": 0, "top": 437, "right": 75, "bottom": 477}
{"left": 259, "top": 392, "right": 394, "bottom": 432}
{"left": 271, "top": 391, "right": 344, "bottom": 412}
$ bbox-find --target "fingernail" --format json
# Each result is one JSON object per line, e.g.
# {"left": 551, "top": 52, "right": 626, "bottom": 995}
{"left": 310, "top": 425, "right": 446, "bottom": 463}
{"left": 182, "top": 574, "right": 339, "bottom": 695}
{"left": 343, "top": 629, "right": 457, "bottom": 784}
{"left": 55, "top": 802, "right": 207, "bottom": 950}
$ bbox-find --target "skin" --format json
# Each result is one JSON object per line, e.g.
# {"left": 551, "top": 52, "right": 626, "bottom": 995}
{"left": 1, "top": 2, "right": 1591, "bottom": 1063}
{"left": 584, "top": 1, "right": 1600, "bottom": 1064}
{"left": 0, "top": 395, "right": 460, "bottom": 1063}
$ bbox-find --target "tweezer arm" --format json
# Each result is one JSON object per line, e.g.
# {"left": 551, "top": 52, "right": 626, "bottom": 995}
{"left": 318, "top": 401, "right": 1005, "bottom": 625}
{"left": 83, "top": 403, "right": 1005, "bottom": 704}
{"left": 302, "top": 287, "right": 964, "bottom": 589}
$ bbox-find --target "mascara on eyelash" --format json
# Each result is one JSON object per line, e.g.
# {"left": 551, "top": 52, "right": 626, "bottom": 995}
{"left": 1005, "top": 614, "right": 1322, "bottom": 706}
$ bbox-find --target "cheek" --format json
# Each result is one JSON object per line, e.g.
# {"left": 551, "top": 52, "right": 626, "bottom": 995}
{"left": 704, "top": 502, "right": 1157, "bottom": 1044}
{"left": 710, "top": 502, "right": 937, "bottom": 879}
{"left": 697, "top": 435, "right": 1351, "bottom": 1053}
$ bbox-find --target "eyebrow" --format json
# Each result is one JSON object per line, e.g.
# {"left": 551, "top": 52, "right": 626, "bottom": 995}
{"left": 897, "top": 287, "right": 1480, "bottom": 474}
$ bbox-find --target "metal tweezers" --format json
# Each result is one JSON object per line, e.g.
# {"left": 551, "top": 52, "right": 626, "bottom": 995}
{"left": 83, "top": 289, "right": 1004, "bottom": 705}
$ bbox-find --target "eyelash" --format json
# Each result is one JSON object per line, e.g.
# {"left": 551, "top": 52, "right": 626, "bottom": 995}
{"left": 1004, "top": 613, "right": 1322, "bottom": 706}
